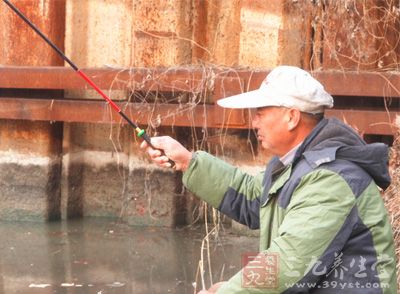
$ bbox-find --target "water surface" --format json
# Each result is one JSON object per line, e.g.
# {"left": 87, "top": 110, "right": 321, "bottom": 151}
{"left": 0, "top": 218, "right": 257, "bottom": 293}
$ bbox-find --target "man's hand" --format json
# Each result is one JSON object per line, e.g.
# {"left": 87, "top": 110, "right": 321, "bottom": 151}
{"left": 140, "top": 136, "right": 193, "bottom": 171}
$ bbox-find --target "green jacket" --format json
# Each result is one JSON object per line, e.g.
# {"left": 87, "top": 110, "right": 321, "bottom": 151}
{"left": 183, "top": 118, "right": 397, "bottom": 293}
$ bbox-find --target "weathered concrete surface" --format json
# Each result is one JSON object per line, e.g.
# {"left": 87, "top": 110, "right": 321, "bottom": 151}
{"left": 0, "top": 121, "right": 62, "bottom": 221}
{"left": 62, "top": 151, "right": 128, "bottom": 219}
{"left": 124, "top": 166, "right": 184, "bottom": 227}
{"left": 61, "top": 123, "right": 129, "bottom": 219}
{"left": 61, "top": 123, "right": 186, "bottom": 226}
{"left": 0, "top": 155, "right": 61, "bottom": 222}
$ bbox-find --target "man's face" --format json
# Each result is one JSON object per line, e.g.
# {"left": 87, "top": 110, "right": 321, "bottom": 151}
{"left": 252, "top": 107, "right": 291, "bottom": 156}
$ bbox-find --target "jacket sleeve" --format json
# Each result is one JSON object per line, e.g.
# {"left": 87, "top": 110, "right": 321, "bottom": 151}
{"left": 216, "top": 168, "right": 357, "bottom": 293}
{"left": 182, "top": 151, "right": 264, "bottom": 229}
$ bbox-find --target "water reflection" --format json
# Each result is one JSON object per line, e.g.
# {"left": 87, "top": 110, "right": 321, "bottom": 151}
{"left": 0, "top": 218, "right": 257, "bottom": 293}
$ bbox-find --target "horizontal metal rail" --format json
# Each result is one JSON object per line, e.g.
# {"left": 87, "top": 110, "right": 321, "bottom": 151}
{"left": 0, "top": 97, "right": 395, "bottom": 135}
{"left": 1, "top": 66, "right": 400, "bottom": 98}
{"left": 0, "top": 66, "right": 399, "bottom": 135}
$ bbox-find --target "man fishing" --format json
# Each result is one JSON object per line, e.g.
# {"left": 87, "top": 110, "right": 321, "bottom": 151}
{"left": 142, "top": 65, "right": 397, "bottom": 293}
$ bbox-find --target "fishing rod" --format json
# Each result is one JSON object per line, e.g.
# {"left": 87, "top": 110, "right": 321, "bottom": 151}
{"left": 2, "top": 0, "right": 175, "bottom": 167}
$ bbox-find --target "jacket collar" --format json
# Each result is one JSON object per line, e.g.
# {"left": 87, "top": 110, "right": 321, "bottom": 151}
{"left": 303, "top": 147, "right": 339, "bottom": 168}
{"left": 292, "top": 118, "right": 329, "bottom": 166}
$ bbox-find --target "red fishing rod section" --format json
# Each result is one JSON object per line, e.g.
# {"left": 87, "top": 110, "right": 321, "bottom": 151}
{"left": 2, "top": 0, "right": 175, "bottom": 167}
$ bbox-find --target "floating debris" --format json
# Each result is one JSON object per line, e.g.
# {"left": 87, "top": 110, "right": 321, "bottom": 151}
{"left": 106, "top": 282, "right": 125, "bottom": 288}
{"left": 61, "top": 283, "right": 75, "bottom": 287}
{"left": 73, "top": 259, "right": 89, "bottom": 265}
{"left": 28, "top": 284, "right": 51, "bottom": 288}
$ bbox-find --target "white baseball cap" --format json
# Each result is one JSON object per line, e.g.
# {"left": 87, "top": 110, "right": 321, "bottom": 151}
{"left": 217, "top": 66, "right": 333, "bottom": 114}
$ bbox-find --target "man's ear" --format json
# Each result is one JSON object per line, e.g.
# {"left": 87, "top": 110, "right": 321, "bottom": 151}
{"left": 287, "top": 108, "right": 301, "bottom": 131}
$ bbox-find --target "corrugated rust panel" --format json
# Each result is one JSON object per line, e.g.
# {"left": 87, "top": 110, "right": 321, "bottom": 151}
{"left": 191, "top": 1, "right": 242, "bottom": 66}
{"left": 239, "top": 0, "right": 281, "bottom": 66}
{"left": 280, "top": 1, "right": 400, "bottom": 71}
{"left": 0, "top": 0, "right": 66, "bottom": 66}
{"left": 321, "top": 1, "right": 400, "bottom": 71}
{"left": 132, "top": 0, "right": 192, "bottom": 66}
{"left": 191, "top": 0, "right": 208, "bottom": 62}
{"left": 0, "top": 98, "right": 396, "bottom": 135}
{"left": 280, "top": 0, "right": 315, "bottom": 69}
{"left": 376, "top": 1, "right": 400, "bottom": 69}
{"left": 321, "top": 0, "right": 380, "bottom": 70}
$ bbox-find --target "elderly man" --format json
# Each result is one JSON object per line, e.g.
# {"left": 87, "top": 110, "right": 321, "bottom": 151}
{"left": 141, "top": 66, "right": 397, "bottom": 293}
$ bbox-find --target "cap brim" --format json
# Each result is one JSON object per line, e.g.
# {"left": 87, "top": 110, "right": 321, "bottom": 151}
{"left": 217, "top": 89, "right": 276, "bottom": 109}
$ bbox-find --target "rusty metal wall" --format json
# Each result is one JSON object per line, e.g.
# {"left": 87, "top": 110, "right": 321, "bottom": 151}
{"left": 62, "top": 0, "right": 284, "bottom": 68}
{"left": 281, "top": 0, "right": 400, "bottom": 71}
{"left": 0, "top": 0, "right": 66, "bottom": 66}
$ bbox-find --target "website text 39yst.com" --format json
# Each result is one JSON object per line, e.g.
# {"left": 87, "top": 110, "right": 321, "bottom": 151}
{"left": 285, "top": 281, "right": 389, "bottom": 290}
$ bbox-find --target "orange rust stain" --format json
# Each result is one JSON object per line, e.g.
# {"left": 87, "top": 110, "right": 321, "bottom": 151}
{"left": 0, "top": 0, "right": 66, "bottom": 66}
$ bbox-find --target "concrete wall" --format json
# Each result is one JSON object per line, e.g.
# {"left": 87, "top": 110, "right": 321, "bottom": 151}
{"left": 0, "top": 121, "right": 62, "bottom": 221}
{"left": 61, "top": 123, "right": 184, "bottom": 226}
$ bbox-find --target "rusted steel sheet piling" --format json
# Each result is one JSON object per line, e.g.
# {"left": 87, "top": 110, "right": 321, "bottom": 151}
{"left": 0, "top": 0, "right": 66, "bottom": 221}
{"left": 0, "top": 0, "right": 66, "bottom": 66}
